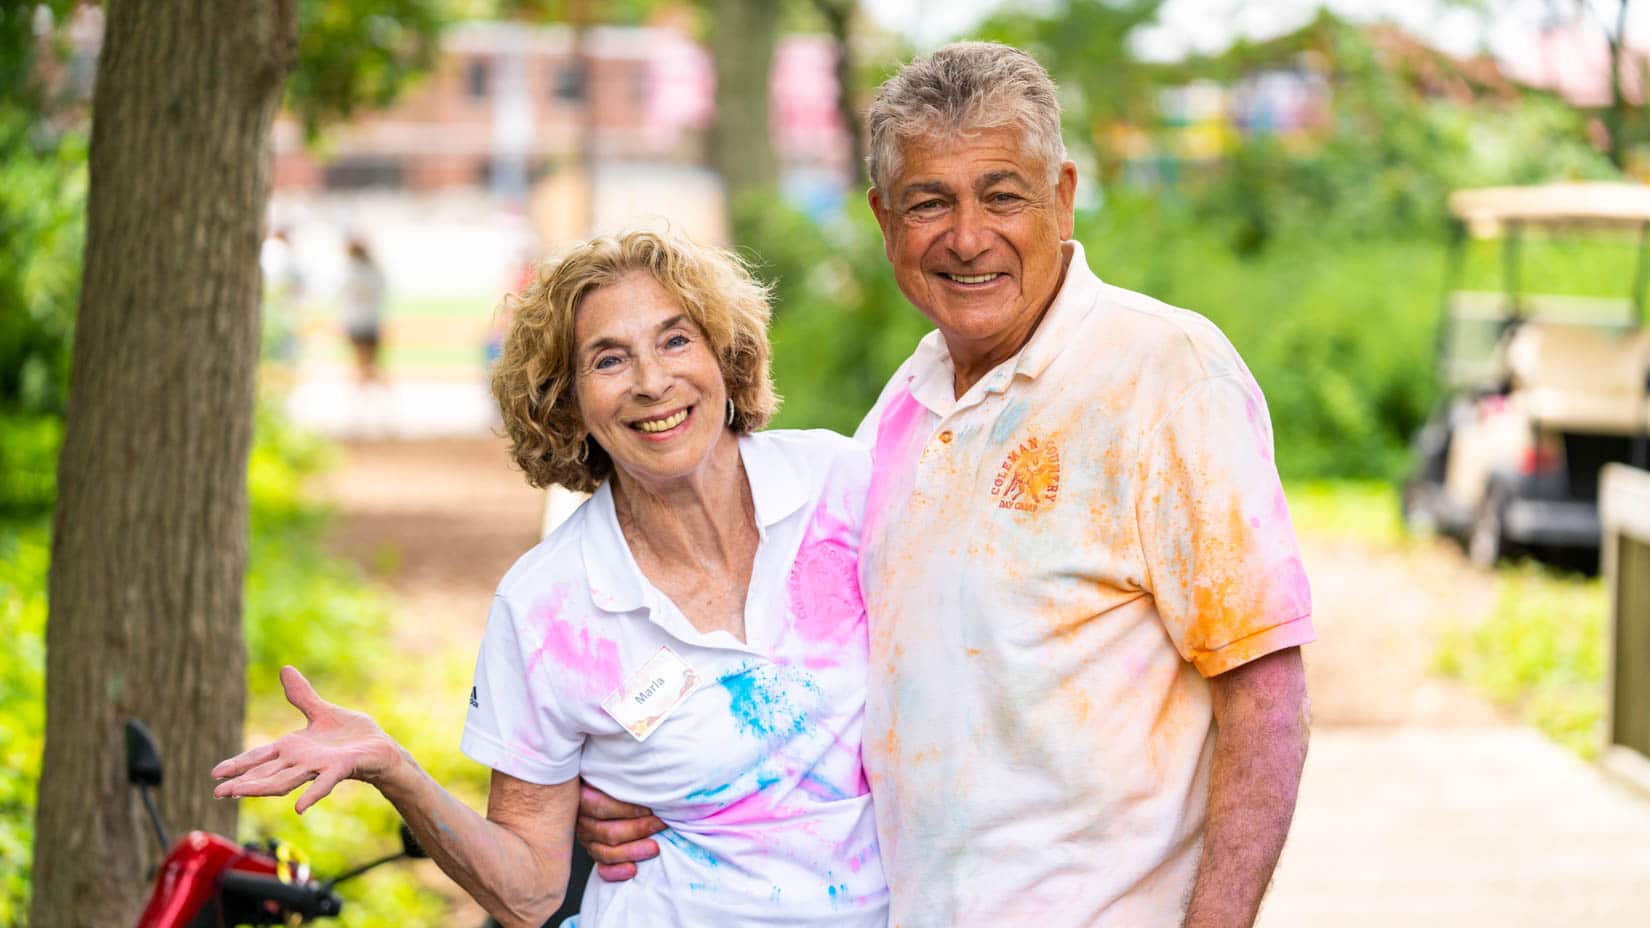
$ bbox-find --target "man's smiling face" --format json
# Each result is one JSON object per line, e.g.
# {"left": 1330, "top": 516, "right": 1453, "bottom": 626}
{"left": 869, "top": 125, "right": 1076, "bottom": 389}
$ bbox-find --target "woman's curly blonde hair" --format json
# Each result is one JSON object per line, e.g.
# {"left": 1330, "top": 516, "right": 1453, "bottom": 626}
{"left": 491, "top": 229, "right": 779, "bottom": 493}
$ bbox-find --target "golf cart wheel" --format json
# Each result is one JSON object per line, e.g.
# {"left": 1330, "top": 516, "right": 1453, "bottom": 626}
{"left": 1467, "top": 486, "right": 1509, "bottom": 568}
{"left": 1400, "top": 479, "right": 1436, "bottom": 536}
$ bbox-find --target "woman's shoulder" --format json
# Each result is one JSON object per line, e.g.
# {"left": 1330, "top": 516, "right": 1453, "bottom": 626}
{"left": 751, "top": 428, "right": 867, "bottom": 464}
{"left": 492, "top": 495, "right": 595, "bottom": 602}
{"left": 748, "top": 428, "right": 870, "bottom": 489}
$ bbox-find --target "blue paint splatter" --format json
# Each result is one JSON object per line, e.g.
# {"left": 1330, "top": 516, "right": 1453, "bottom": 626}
{"left": 990, "top": 399, "right": 1030, "bottom": 445}
{"left": 826, "top": 876, "right": 850, "bottom": 910}
{"left": 719, "top": 665, "right": 814, "bottom": 740}
{"left": 685, "top": 770, "right": 781, "bottom": 803}
{"left": 660, "top": 829, "right": 719, "bottom": 868}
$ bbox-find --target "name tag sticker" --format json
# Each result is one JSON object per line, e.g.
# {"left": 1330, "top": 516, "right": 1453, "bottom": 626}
{"left": 602, "top": 646, "right": 702, "bottom": 742}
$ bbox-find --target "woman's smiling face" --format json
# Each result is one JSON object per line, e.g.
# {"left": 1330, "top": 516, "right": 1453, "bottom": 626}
{"left": 573, "top": 271, "right": 730, "bottom": 490}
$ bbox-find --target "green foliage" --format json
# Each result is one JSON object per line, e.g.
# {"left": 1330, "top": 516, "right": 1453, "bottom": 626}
{"left": 1435, "top": 563, "right": 1607, "bottom": 757}
{"left": 1283, "top": 480, "right": 1407, "bottom": 548}
{"left": 243, "top": 405, "right": 395, "bottom": 697}
{"left": 1076, "top": 192, "right": 1443, "bottom": 478}
{"left": 0, "top": 109, "right": 84, "bottom": 517}
{"left": 0, "top": 521, "right": 48, "bottom": 926}
{"left": 1189, "top": 28, "right": 1616, "bottom": 253}
{"left": 286, "top": 0, "right": 447, "bottom": 140}
{"left": 740, "top": 194, "right": 933, "bottom": 435}
{"left": 0, "top": 406, "right": 408, "bottom": 922}
{"left": 975, "top": 0, "right": 1167, "bottom": 178}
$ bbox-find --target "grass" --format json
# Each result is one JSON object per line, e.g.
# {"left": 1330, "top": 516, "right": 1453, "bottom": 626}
{"left": 1434, "top": 562, "right": 1607, "bottom": 758}
{"left": 1287, "top": 480, "right": 1609, "bottom": 760}
{"left": 1284, "top": 479, "right": 1408, "bottom": 548}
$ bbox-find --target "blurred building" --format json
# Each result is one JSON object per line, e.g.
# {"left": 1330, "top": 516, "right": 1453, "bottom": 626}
{"left": 271, "top": 20, "right": 851, "bottom": 196}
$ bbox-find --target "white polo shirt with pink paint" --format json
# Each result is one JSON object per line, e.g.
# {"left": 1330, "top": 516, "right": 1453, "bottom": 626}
{"left": 854, "top": 242, "right": 1315, "bottom": 927}
{"left": 462, "top": 429, "right": 887, "bottom": 927}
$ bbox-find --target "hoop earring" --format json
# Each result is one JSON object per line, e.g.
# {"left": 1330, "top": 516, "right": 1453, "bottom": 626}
{"left": 726, "top": 398, "right": 735, "bottom": 427}
{"left": 576, "top": 437, "right": 589, "bottom": 465}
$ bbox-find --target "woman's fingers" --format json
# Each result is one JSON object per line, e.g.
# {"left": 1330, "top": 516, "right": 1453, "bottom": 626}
{"left": 294, "top": 767, "right": 346, "bottom": 815}
{"left": 216, "top": 761, "right": 310, "bottom": 799}
{"left": 279, "top": 665, "right": 329, "bottom": 723}
{"left": 212, "top": 742, "right": 278, "bottom": 780}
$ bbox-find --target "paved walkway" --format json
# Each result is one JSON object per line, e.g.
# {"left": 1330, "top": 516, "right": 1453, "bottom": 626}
{"left": 1263, "top": 726, "right": 1650, "bottom": 927}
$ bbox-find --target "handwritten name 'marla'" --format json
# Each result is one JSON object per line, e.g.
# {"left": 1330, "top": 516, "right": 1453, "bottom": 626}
{"left": 634, "top": 677, "right": 668, "bottom": 706}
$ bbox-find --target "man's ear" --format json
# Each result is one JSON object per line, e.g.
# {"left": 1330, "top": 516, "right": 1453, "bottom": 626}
{"left": 1056, "top": 161, "right": 1078, "bottom": 241}
{"left": 867, "top": 186, "right": 896, "bottom": 262}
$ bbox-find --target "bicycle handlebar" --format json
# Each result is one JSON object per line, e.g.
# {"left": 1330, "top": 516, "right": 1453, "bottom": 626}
{"left": 219, "top": 871, "right": 342, "bottom": 919}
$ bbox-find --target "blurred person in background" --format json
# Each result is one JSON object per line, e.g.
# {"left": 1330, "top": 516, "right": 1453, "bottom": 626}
{"left": 212, "top": 229, "right": 888, "bottom": 928}
{"left": 580, "top": 41, "right": 1314, "bottom": 928}
{"left": 339, "top": 235, "right": 386, "bottom": 385}
{"left": 259, "top": 226, "right": 304, "bottom": 368}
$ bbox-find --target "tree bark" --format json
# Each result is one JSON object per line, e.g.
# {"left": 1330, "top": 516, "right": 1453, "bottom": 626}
{"left": 1608, "top": 0, "right": 1632, "bottom": 169}
{"left": 707, "top": 0, "right": 780, "bottom": 214}
{"left": 811, "top": 0, "right": 865, "bottom": 189}
{"left": 30, "top": 1, "right": 296, "bottom": 924}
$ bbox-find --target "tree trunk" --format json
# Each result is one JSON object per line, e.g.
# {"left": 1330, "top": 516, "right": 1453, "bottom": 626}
{"left": 812, "top": 0, "right": 866, "bottom": 189}
{"left": 1608, "top": 0, "right": 1632, "bottom": 169}
{"left": 707, "top": 0, "right": 779, "bottom": 215}
{"left": 30, "top": 1, "right": 296, "bottom": 924}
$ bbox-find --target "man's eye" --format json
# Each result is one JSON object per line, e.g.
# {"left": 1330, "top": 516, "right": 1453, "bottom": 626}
{"left": 990, "top": 192, "right": 1022, "bottom": 204}
{"left": 909, "top": 199, "right": 945, "bottom": 213}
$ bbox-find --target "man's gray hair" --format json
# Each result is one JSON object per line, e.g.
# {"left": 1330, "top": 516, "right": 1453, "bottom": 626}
{"left": 865, "top": 41, "right": 1067, "bottom": 193}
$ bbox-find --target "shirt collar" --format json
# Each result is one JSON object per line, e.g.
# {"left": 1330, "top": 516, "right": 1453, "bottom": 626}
{"left": 900, "top": 241, "right": 1105, "bottom": 415}
{"left": 581, "top": 432, "right": 808, "bottom": 615}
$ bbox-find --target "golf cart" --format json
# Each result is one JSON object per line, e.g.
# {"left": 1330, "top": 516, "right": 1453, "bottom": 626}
{"left": 1403, "top": 182, "right": 1650, "bottom": 567}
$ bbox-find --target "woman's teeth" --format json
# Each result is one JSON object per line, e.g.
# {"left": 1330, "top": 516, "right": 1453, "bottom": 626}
{"left": 635, "top": 408, "right": 689, "bottom": 433}
{"left": 949, "top": 273, "right": 997, "bottom": 284}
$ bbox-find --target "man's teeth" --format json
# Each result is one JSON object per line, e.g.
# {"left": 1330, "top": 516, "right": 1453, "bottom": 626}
{"left": 635, "top": 409, "right": 689, "bottom": 433}
{"left": 949, "top": 273, "right": 997, "bottom": 284}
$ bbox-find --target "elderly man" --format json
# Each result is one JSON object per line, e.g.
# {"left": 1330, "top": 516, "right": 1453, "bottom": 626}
{"left": 581, "top": 42, "right": 1313, "bottom": 928}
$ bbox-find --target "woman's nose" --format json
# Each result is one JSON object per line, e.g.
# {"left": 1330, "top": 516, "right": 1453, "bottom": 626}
{"left": 630, "top": 351, "right": 672, "bottom": 398}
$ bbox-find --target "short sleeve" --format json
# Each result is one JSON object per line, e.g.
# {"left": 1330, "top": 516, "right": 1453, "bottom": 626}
{"left": 461, "top": 595, "right": 584, "bottom": 784}
{"left": 1135, "top": 373, "right": 1315, "bottom": 677}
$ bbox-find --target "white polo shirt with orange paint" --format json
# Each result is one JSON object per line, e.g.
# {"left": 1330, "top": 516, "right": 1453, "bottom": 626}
{"left": 853, "top": 241, "right": 1315, "bottom": 928}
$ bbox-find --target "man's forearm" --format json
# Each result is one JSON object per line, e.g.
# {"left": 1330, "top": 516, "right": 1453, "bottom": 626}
{"left": 1183, "top": 647, "right": 1310, "bottom": 928}
{"left": 375, "top": 753, "right": 572, "bottom": 928}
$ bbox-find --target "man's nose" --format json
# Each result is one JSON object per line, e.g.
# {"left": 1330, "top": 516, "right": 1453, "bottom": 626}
{"left": 948, "top": 199, "right": 989, "bottom": 262}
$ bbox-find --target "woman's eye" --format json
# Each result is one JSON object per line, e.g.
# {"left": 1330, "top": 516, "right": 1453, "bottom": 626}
{"left": 593, "top": 355, "right": 621, "bottom": 370}
{"left": 664, "top": 333, "right": 691, "bottom": 349}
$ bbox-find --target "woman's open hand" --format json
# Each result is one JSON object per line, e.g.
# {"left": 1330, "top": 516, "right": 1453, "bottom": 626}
{"left": 212, "top": 666, "right": 404, "bottom": 814}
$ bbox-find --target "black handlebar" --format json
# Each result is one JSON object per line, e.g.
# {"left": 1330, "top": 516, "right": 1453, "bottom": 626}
{"left": 219, "top": 871, "right": 342, "bottom": 919}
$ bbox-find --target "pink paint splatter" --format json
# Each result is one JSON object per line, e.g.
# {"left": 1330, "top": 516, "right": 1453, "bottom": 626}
{"left": 525, "top": 590, "right": 622, "bottom": 699}
{"left": 1244, "top": 386, "right": 1275, "bottom": 464}
{"left": 862, "top": 386, "right": 931, "bottom": 542}
{"left": 786, "top": 503, "right": 866, "bottom": 664}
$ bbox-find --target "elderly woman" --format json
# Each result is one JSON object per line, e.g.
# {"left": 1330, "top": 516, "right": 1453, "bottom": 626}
{"left": 213, "top": 230, "right": 888, "bottom": 927}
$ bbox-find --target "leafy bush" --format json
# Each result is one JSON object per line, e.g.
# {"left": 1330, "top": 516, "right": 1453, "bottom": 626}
{"left": 1434, "top": 563, "right": 1606, "bottom": 757}
{"left": 743, "top": 195, "right": 934, "bottom": 436}
{"left": 0, "top": 404, "right": 409, "bottom": 923}
{"left": 0, "top": 112, "right": 84, "bottom": 519}
{"left": 0, "top": 523, "right": 48, "bottom": 926}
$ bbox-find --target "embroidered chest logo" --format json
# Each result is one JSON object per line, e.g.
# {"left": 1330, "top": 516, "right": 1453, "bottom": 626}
{"left": 990, "top": 436, "right": 1062, "bottom": 512}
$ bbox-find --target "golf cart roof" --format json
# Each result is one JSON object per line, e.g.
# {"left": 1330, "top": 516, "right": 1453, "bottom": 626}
{"left": 1450, "top": 183, "right": 1650, "bottom": 235}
